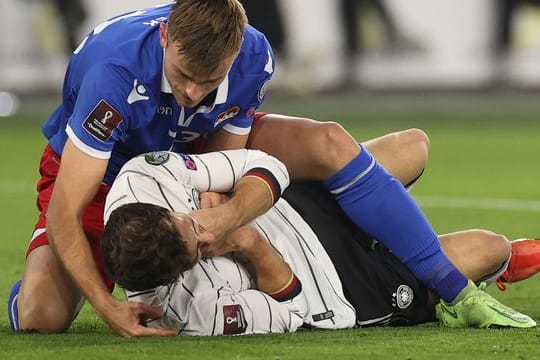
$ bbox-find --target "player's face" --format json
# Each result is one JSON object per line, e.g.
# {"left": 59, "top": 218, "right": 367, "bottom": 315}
{"left": 172, "top": 213, "right": 211, "bottom": 266}
{"left": 160, "top": 23, "right": 236, "bottom": 108}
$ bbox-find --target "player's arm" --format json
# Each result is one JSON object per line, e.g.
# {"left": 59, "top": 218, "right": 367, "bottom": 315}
{"left": 46, "top": 140, "right": 176, "bottom": 337}
{"left": 202, "top": 128, "right": 249, "bottom": 152}
{"left": 187, "top": 149, "right": 289, "bottom": 240}
{"left": 136, "top": 227, "right": 306, "bottom": 336}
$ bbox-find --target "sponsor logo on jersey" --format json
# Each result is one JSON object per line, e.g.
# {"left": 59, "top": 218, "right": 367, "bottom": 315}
{"left": 215, "top": 106, "right": 240, "bottom": 127}
{"left": 258, "top": 80, "right": 270, "bottom": 102}
{"left": 144, "top": 151, "right": 170, "bottom": 165}
{"left": 393, "top": 284, "right": 414, "bottom": 309}
{"left": 127, "top": 79, "right": 150, "bottom": 104}
{"left": 82, "top": 100, "right": 123, "bottom": 142}
{"left": 180, "top": 153, "right": 197, "bottom": 171}
{"left": 223, "top": 305, "right": 247, "bottom": 335}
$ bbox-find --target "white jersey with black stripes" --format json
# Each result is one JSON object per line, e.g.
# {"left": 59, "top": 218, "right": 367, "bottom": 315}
{"left": 105, "top": 150, "right": 356, "bottom": 335}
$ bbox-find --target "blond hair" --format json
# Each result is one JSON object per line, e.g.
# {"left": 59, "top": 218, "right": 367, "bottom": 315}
{"left": 168, "top": 0, "right": 247, "bottom": 73}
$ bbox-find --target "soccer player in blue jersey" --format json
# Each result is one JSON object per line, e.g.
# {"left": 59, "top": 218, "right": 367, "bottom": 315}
{"left": 8, "top": 0, "right": 512, "bottom": 337}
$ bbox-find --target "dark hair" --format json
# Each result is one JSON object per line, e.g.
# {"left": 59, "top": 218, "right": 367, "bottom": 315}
{"left": 168, "top": 0, "right": 247, "bottom": 74}
{"left": 101, "top": 203, "right": 193, "bottom": 291}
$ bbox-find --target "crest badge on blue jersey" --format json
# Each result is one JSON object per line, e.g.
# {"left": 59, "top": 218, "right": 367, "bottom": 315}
{"left": 215, "top": 106, "right": 240, "bottom": 127}
{"left": 145, "top": 151, "right": 170, "bottom": 165}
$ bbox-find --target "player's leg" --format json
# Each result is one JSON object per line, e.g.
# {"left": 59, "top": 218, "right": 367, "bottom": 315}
{"left": 249, "top": 115, "right": 429, "bottom": 184}
{"left": 16, "top": 245, "right": 84, "bottom": 332}
{"left": 437, "top": 229, "right": 511, "bottom": 282}
{"left": 9, "top": 145, "right": 112, "bottom": 333}
{"left": 361, "top": 128, "right": 430, "bottom": 187}
{"left": 435, "top": 230, "right": 534, "bottom": 328}
{"left": 248, "top": 114, "right": 467, "bottom": 303}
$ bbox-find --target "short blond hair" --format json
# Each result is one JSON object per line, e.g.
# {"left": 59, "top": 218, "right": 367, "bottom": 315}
{"left": 168, "top": 0, "right": 247, "bottom": 74}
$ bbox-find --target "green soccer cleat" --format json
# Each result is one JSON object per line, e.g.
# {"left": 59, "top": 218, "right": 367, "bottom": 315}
{"left": 436, "top": 280, "right": 536, "bottom": 328}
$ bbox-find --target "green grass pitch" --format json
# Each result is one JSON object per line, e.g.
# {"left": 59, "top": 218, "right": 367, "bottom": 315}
{"left": 1, "top": 95, "right": 539, "bottom": 359}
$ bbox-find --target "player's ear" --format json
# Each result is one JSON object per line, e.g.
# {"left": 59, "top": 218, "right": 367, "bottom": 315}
{"left": 159, "top": 22, "right": 168, "bottom": 48}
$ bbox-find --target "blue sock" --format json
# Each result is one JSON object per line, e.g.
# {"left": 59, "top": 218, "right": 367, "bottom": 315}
{"left": 8, "top": 280, "right": 21, "bottom": 331}
{"left": 324, "top": 147, "right": 467, "bottom": 303}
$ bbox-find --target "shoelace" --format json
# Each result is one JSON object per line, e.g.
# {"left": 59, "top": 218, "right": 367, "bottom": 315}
{"left": 495, "top": 279, "right": 507, "bottom": 291}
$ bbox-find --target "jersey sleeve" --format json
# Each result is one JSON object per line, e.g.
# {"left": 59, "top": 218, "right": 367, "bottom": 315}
{"left": 65, "top": 63, "right": 136, "bottom": 159}
{"left": 182, "top": 287, "right": 305, "bottom": 336}
{"left": 221, "top": 45, "right": 275, "bottom": 135}
{"left": 131, "top": 149, "right": 289, "bottom": 197}
{"left": 184, "top": 149, "right": 289, "bottom": 198}
{"left": 128, "top": 283, "right": 306, "bottom": 336}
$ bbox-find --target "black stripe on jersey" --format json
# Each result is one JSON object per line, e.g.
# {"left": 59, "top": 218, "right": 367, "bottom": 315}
{"left": 154, "top": 179, "right": 174, "bottom": 211}
{"left": 160, "top": 163, "right": 178, "bottom": 182}
{"left": 272, "top": 207, "right": 356, "bottom": 317}
{"left": 245, "top": 167, "right": 281, "bottom": 204}
{"left": 218, "top": 151, "right": 236, "bottom": 191}
{"left": 126, "top": 176, "right": 141, "bottom": 203}
{"left": 209, "top": 258, "right": 220, "bottom": 272}
{"left": 231, "top": 253, "right": 244, "bottom": 290}
{"left": 211, "top": 287, "right": 224, "bottom": 336}
{"left": 195, "top": 155, "right": 212, "bottom": 192}
{"left": 182, "top": 283, "right": 195, "bottom": 298}
{"left": 255, "top": 223, "right": 284, "bottom": 259}
{"left": 198, "top": 261, "right": 215, "bottom": 288}
{"left": 167, "top": 302, "right": 184, "bottom": 324}
{"left": 261, "top": 293, "right": 273, "bottom": 332}
{"left": 117, "top": 169, "right": 157, "bottom": 179}
{"left": 104, "top": 194, "right": 127, "bottom": 219}
{"left": 272, "top": 206, "right": 336, "bottom": 325}
{"left": 237, "top": 293, "right": 255, "bottom": 334}
{"left": 126, "top": 289, "right": 155, "bottom": 299}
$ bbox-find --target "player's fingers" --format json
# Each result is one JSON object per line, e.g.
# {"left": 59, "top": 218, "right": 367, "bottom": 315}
{"left": 134, "top": 324, "right": 178, "bottom": 337}
{"left": 199, "top": 192, "right": 214, "bottom": 209}
{"left": 133, "top": 302, "right": 164, "bottom": 319}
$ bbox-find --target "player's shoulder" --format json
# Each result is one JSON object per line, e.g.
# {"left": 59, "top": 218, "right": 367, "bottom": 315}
{"left": 233, "top": 25, "right": 274, "bottom": 75}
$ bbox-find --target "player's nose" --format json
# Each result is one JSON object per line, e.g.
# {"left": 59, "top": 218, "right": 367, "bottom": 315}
{"left": 185, "top": 81, "right": 204, "bottom": 101}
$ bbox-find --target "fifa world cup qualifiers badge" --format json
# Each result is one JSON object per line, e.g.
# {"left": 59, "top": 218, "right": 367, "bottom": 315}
{"left": 83, "top": 100, "right": 123, "bottom": 141}
{"left": 145, "top": 152, "right": 170, "bottom": 165}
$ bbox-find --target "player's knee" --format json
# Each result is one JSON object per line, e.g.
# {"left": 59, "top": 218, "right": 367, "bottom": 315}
{"left": 475, "top": 229, "right": 511, "bottom": 266}
{"left": 318, "top": 121, "right": 359, "bottom": 166}
{"left": 400, "top": 128, "right": 430, "bottom": 164}
{"left": 18, "top": 295, "right": 73, "bottom": 333}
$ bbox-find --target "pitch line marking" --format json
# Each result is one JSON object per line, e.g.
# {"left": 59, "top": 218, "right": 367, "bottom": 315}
{"left": 1, "top": 180, "right": 539, "bottom": 212}
{"left": 415, "top": 196, "right": 540, "bottom": 212}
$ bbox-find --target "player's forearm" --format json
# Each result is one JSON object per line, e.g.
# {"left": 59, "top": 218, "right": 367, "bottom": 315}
{"left": 237, "top": 230, "right": 293, "bottom": 295}
{"left": 46, "top": 209, "right": 113, "bottom": 312}
{"left": 198, "top": 176, "right": 276, "bottom": 237}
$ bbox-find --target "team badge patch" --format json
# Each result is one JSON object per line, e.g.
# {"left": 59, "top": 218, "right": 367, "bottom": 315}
{"left": 82, "top": 100, "right": 123, "bottom": 142}
{"left": 144, "top": 152, "right": 170, "bottom": 165}
{"left": 258, "top": 79, "right": 270, "bottom": 102}
{"left": 215, "top": 106, "right": 240, "bottom": 127}
{"left": 393, "top": 284, "right": 414, "bottom": 309}
{"left": 180, "top": 153, "right": 197, "bottom": 171}
{"left": 223, "top": 304, "right": 247, "bottom": 335}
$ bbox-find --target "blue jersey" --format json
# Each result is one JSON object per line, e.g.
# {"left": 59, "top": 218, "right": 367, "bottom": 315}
{"left": 42, "top": 3, "right": 274, "bottom": 185}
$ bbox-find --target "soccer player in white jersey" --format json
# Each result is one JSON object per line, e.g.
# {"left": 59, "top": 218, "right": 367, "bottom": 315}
{"left": 100, "top": 150, "right": 536, "bottom": 335}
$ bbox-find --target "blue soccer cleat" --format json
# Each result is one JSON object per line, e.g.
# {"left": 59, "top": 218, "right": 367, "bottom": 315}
{"left": 8, "top": 279, "right": 22, "bottom": 331}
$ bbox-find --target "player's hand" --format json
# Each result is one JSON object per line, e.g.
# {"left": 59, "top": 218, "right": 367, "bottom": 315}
{"left": 199, "top": 191, "right": 230, "bottom": 209}
{"left": 200, "top": 224, "right": 259, "bottom": 257}
{"left": 100, "top": 299, "right": 177, "bottom": 337}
